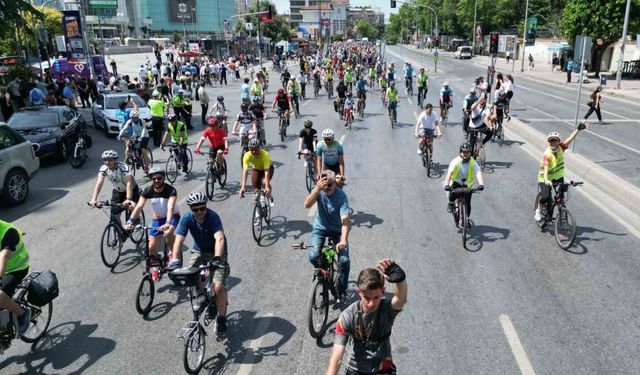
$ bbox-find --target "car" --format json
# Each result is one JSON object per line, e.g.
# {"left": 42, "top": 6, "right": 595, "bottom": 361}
{"left": 7, "top": 106, "right": 86, "bottom": 161}
{"left": 91, "top": 92, "right": 153, "bottom": 137}
{"left": 455, "top": 46, "right": 473, "bottom": 59}
{"left": 0, "top": 123, "right": 39, "bottom": 205}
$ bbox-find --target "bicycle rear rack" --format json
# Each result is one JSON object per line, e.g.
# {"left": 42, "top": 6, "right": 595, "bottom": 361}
{"left": 177, "top": 321, "right": 199, "bottom": 342}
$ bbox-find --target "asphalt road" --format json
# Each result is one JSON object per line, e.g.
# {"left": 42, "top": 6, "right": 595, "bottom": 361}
{"left": 1, "top": 51, "right": 639, "bottom": 375}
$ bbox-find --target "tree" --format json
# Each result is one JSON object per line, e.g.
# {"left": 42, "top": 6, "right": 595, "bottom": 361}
{"left": 171, "top": 31, "right": 182, "bottom": 44}
{"left": 0, "top": 1, "right": 44, "bottom": 57}
{"left": 561, "top": 0, "right": 640, "bottom": 77}
{"left": 235, "top": 1, "right": 291, "bottom": 42}
{"left": 355, "top": 19, "right": 379, "bottom": 40}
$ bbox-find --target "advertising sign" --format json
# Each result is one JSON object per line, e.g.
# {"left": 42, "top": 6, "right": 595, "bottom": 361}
{"left": 168, "top": 0, "right": 196, "bottom": 23}
{"left": 52, "top": 56, "right": 107, "bottom": 79}
{"left": 62, "top": 10, "right": 85, "bottom": 59}
{"left": 88, "top": 0, "right": 117, "bottom": 9}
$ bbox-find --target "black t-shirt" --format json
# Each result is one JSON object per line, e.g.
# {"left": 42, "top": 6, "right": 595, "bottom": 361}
{"left": 336, "top": 85, "right": 347, "bottom": 98}
{"left": 493, "top": 98, "right": 508, "bottom": 117}
{"left": 299, "top": 128, "right": 317, "bottom": 150}
{"left": 1, "top": 228, "right": 20, "bottom": 252}
{"left": 249, "top": 103, "right": 265, "bottom": 119}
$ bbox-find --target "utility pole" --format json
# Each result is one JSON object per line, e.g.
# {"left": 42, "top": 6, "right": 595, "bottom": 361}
{"left": 257, "top": 0, "right": 262, "bottom": 69}
{"left": 615, "top": 0, "right": 631, "bottom": 89}
{"left": 520, "top": 0, "right": 529, "bottom": 72}
{"left": 572, "top": 36, "right": 587, "bottom": 151}
{"left": 471, "top": 0, "right": 477, "bottom": 56}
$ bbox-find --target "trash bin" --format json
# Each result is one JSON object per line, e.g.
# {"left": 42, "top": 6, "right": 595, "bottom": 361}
{"left": 599, "top": 75, "right": 607, "bottom": 86}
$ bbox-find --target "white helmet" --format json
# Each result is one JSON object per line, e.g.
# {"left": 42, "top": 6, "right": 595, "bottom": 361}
{"left": 152, "top": 90, "right": 160, "bottom": 97}
{"left": 321, "top": 128, "right": 335, "bottom": 138}
{"left": 186, "top": 191, "right": 208, "bottom": 206}
{"left": 101, "top": 149, "right": 118, "bottom": 159}
{"left": 147, "top": 167, "right": 165, "bottom": 177}
{"left": 547, "top": 132, "right": 561, "bottom": 142}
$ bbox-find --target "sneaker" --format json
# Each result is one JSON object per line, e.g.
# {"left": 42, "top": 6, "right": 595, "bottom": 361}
{"left": 216, "top": 316, "right": 227, "bottom": 333}
{"left": 417, "top": 149, "right": 422, "bottom": 155}
{"left": 151, "top": 267, "right": 160, "bottom": 283}
{"left": 16, "top": 309, "right": 31, "bottom": 336}
{"left": 253, "top": 217, "right": 260, "bottom": 226}
{"left": 447, "top": 202, "right": 454, "bottom": 213}
{"left": 534, "top": 208, "right": 542, "bottom": 222}
{"left": 269, "top": 197, "right": 275, "bottom": 207}
{"left": 337, "top": 291, "right": 347, "bottom": 304}
{"left": 167, "top": 258, "right": 182, "bottom": 270}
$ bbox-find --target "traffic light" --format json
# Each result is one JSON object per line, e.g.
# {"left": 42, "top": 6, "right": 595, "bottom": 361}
{"left": 261, "top": 5, "right": 274, "bottom": 22}
{"left": 391, "top": 0, "right": 396, "bottom": 8}
{"left": 489, "top": 32, "right": 499, "bottom": 54}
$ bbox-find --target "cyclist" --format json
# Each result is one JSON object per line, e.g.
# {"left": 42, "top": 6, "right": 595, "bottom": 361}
{"left": 344, "top": 68, "right": 354, "bottom": 91}
{"left": 161, "top": 114, "right": 190, "bottom": 178}
{"left": 325, "top": 67, "right": 334, "bottom": 95}
{"left": 417, "top": 68, "right": 429, "bottom": 107}
{"left": 249, "top": 96, "right": 267, "bottom": 145}
{"left": 414, "top": 103, "right": 442, "bottom": 154}
{"left": 240, "top": 77, "right": 251, "bottom": 104}
{"left": 231, "top": 103, "right": 257, "bottom": 149}
{"left": 403, "top": 62, "right": 414, "bottom": 90}
{"left": 195, "top": 117, "right": 229, "bottom": 166}
{"left": 297, "top": 71, "right": 308, "bottom": 100}
{"left": 462, "top": 88, "right": 479, "bottom": 139}
{"left": 379, "top": 75, "right": 388, "bottom": 99}
{"left": 117, "top": 110, "right": 151, "bottom": 174}
{"left": 303, "top": 169, "right": 351, "bottom": 301}
{"left": 355, "top": 75, "right": 367, "bottom": 111}
{"left": 287, "top": 76, "right": 302, "bottom": 116}
{"left": 467, "top": 96, "right": 494, "bottom": 154}
{"left": 249, "top": 78, "right": 263, "bottom": 103}
{"left": 169, "top": 192, "right": 230, "bottom": 333}
{"left": 0, "top": 220, "right": 32, "bottom": 335}
{"left": 535, "top": 124, "right": 586, "bottom": 221}
{"left": 444, "top": 143, "right": 485, "bottom": 227}
{"left": 343, "top": 92, "right": 355, "bottom": 127}
{"left": 298, "top": 120, "right": 318, "bottom": 157}
{"left": 280, "top": 67, "right": 291, "bottom": 88}
{"left": 492, "top": 89, "right": 510, "bottom": 123}
{"left": 368, "top": 65, "right": 376, "bottom": 88}
{"left": 315, "top": 129, "right": 345, "bottom": 184}
{"left": 385, "top": 81, "right": 400, "bottom": 123}
{"left": 387, "top": 62, "right": 396, "bottom": 82}
{"left": 126, "top": 168, "right": 180, "bottom": 282}
{"left": 207, "top": 95, "right": 229, "bottom": 131}
{"left": 239, "top": 139, "right": 274, "bottom": 206}
{"left": 326, "top": 259, "right": 408, "bottom": 375}
{"left": 148, "top": 90, "right": 167, "bottom": 147}
{"left": 313, "top": 68, "right": 322, "bottom": 94}
{"left": 335, "top": 80, "right": 348, "bottom": 118}
{"left": 270, "top": 88, "right": 293, "bottom": 126}
{"left": 439, "top": 82, "right": 454, "bottom": 119}
{"left": 89, "top": 150, "right": 140, "bottom": 223}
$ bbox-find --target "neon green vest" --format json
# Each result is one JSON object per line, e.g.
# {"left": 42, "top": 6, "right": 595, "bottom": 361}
{"left": 387, "top": 88, "right": 398, "bottom": 101}
{"left": 0, "top": 221, "right": 29, "bottom": 274}
{"left": 149, "top": 99, "right": 165, "bottom": 117}
{"left": 168, "top": 121, "right": 188, "bottom": 144}
{"left": 451, "top": 158, "right": 476, "bottom": 188}
{"left": 538, "top": 147, "right": 564, "bottom": 182}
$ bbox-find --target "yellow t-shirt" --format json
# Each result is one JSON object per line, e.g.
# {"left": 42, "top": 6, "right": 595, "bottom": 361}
{"left": 242, "top": 149, "right": 272, "bottom": 171}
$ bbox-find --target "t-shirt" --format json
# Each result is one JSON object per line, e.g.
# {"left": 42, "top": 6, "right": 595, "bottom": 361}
{"left": 249, "top": 103, "right": 265, "bottom": 119}
{"left": 175, "top": 210, "right": 227, "bottom": 255}
{"left": 202, "top": 127, "right": 227, "bottom": 149}
{"left": 315, "top": 140, "right": 344, "bottom": 166}
{"left": 99, "top": 162, "right": 134, "bottom": 192}
{"left": 236, "top": 111, "right": 255, "bottom": 134}
{"left": 470, "top": 106, "right": 489, "bottom": 128}
{"left": 417, "top": 111, "right": 439, "bottom": 132}
{"left": 1, "top": 228, "right": 20, "bottom": 252}
{"left": 336, "top": 85, "right": 348, "bottom": 98}
{"left": 241, "top": 84, "right": 250, "bottom": 99}
{"left": 493, "top": 98, "right": 509, "bottom": 117}
{"left": 440, "top": 87, "right": 453, "bottom": 102}
{"left": 274, "top": 94, "right": 291, "bottom": 109}
{"left": 299, "top": 128, "right": 317, "bottom": 150}
{"left": 242, "top": 149, "right": 272, "bottom": 171}
{"left": 314, "top": 188, "right": 349, "bottom": 232}
{"left": 141, "top": 184, "right": 180, "bottom": 218}
{"left": 335, "top": 299, "right": 400, "bottom": 373}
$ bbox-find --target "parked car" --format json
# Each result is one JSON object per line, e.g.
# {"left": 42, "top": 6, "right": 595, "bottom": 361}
{"left": 91, "top": 92, "right": 153, "bottom": 137}
{"left": 455, "top": 46, "right": 473, "bottom": 59}
{"left": 7, "top": 106, "right": 86, "bottom": 161}
{"left": 0, "top": 123, "right": 39, "bottom": 205}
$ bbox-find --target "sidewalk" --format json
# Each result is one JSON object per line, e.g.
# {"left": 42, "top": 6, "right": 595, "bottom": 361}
{"left": 403, "top": 45, "right": 640, "bottom": 102}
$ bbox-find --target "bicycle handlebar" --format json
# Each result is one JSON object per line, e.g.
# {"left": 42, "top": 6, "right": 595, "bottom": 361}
{"left": 88, "top": 201, "right": 129, "bottom": 209}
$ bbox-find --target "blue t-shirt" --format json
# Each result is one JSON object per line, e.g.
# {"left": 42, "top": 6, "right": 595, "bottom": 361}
{"left": 316, "top": 140, "right": 344, "bottom": 166}
{"left": 314, "top": 188, "right": 349, "bottom": 232}
{"left": 356, "top": 80, "right": 366, "bottom": 91}
{"left": 241, "top": 84, "right": 250, "bottom": 99}
{"left": 115, "top": 109, "right": 132, "bottom": 136}
{"left": 176, "top": 210, "right": 226, "bottom": 254}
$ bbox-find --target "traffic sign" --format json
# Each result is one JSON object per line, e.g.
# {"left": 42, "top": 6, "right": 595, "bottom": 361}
{"left": 433, "top": 56, "right": 439, "bottom": 62}
{"left": 245, "top": 22, "right": 253, "bottom": 31}
{"left": 433, "top": 50, "right": 439, "bottom": 57}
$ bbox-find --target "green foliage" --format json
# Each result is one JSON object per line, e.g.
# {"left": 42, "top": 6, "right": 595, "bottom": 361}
{"left": 561, "top": 0, "right": 640, "bottom": 47}
{"left": 237, "top": 1, "right": 292, "bottom": 42}
{"left": 331, "top": 35, "right": 343, "bottom": 42}
{"left": 171, "top": 32, "right": 181, "bottom": 44}
{"left": 355, "top": 19, "right": 380, "bottom": 40}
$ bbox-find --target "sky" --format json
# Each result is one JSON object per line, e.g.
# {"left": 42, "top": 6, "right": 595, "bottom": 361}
{"left": 271, "top": 0, "right": 397, "bottom": 20}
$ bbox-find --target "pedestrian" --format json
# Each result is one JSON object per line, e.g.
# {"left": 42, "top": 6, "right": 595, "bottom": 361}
{"left": 6, "top": 77, "right": 24, "bottom": 111}
{"left": 28, "top": 82, "right": 45, "bottom": 107}
{"left": 506, "top": 50, "right": 511, "bottom": 64}
{"left": 148, "top": 91, "right": 166, "bottom": 147}
{"left": 110, "top": 59, "right": 118, "bottom": 76}
{"left": 197, "top": 80, "right": 209, "bottom": 126}
{"left": 583, "top": 86, "right": 603, "bottom": 123}
{"left": 552, "top": 53, "right": 559, "bottom": 73}
{"left": 566, "top": 58, "right": 574, "bottom": 83}
{"left": 528, "top": 53, "right": 534, "bottom": 70}
{"left": 0, "top": 86, "right": 14, "bottom": 121}
{"left": 220, "top": 62, "right": 228, "bottom": 86}
{"left": 77, "top": 77, "right": 90, "bottom": 108}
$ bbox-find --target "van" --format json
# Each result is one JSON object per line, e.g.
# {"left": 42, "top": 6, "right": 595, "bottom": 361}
{"left": 455, "top": 46, "right": 473, "bottom": 59}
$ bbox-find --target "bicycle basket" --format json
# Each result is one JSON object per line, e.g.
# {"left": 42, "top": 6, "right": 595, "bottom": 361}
{"left": 27, "top": 270, "right": 59, "bottom": 307}
{"left": 168, "top": 267, "right": 200, "bottom": 287}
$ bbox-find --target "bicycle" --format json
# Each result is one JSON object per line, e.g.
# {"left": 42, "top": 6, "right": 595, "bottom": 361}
{"left": 534, "top": 181, "right": 583, "bottom": 249}
{"left": 91, "top": 201, "right": 146, "bottom": 268}
{"left": 123, "top": 136, "right": 154, "bottom": 177}
{"left": 205, "top": 150, "right": 228, "bottom": 200}
{"left": 292, "top": 239, "right": 341, "bottom": 338}
{"left": 298, "top": 150, "right": 316, "bottom": 192}
{"left": 69, "top": 126, "right": 91, "bottom": 169}
{"left": 165, "top": 144, "right": 194, "bottom": 183}
{"left": 325, "top": 80, "right": 333, "bottom": 98}
{"left": 169, "top": 259, "right": 227, "bottom": 374}
{"left": 388, "top": 100, "right": 398, "bottom": 128}
{"left": 418, "top": 133, "right": 435, "bottom": 177}
{"left": 344, "top": 106, "right": 354, "bottom": 131}
{"left": 469, "top": 129, "right": 487, "bottom": 172}
{"left": 449, "top": 187, "right": 480, "bottom": 250}
{"left": 441, "top": 103, "right": 452, "bottom": 128}
{"left": 493, "top": 116, "right": 506, "bottom": 146}
{"left": 251, "top": 189, "right": 272, "bottom": 244}
{"left": 417, "top": 86, "right": 427, "bottom": 108}
{"left": 276, "top": 109, "right": 290, "bottom": 142}
{"left": 405, "top": 77, "right": 413, "bottom": 96}
{"left": 356, "top": 96, "right": 365, "bottom": 119}
{"left": 134, "top": 224, "right": 169, "bottom": 316}
{"left": 290, "top": 92, "right": 300, "bottom": 118}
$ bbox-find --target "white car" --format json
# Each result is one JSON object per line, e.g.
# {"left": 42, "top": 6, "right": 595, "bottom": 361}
{"left": 0, "top": 123, "right": 40, "bottom": 205}
{"left": 91, "top": 92, "right": 153, "bottom": 137}
{"left": 455, "top": 46, "right": 473, "bottom": 59}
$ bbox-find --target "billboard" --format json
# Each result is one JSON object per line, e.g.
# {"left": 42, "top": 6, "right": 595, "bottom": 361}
{"left": 62, "top": 10, "right": 85, "bottom": 59}
{"left": 168, "top": 0, "right": 197, "bottom": 23}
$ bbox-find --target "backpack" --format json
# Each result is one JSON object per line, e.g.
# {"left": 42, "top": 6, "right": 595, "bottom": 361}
{"left": 27, "top": 270, "right": 59, "bottom": 307}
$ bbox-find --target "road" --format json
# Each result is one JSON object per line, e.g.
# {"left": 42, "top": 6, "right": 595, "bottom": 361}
{"left": 1, "top": 50, "right": 639, "bottom": 375}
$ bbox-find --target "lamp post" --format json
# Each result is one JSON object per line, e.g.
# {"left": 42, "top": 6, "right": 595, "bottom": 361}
{"left": 178, "top": 2, "right": 187, "bottom": 47}
{"left": 192, "top": 7, "right": 199, "bottom": 42}
{"left": 520, "top": 0, "right": 529, "bottom": 72}
{"left": 471, "top": 0, "right": 478, "bottom": 56}
{"left": 615, "top": 0, "right": 631, "bottom": 89}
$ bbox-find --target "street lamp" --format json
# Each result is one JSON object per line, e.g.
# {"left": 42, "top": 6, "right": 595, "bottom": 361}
{"left": 615, "top": 0, "right": 631, "bottom": 89}
{"left": 178, "top": 2, "right": 187, "bottom": 47}
{"left": 520, "top": 0, "right": 529, "bottom": 72}
{"left": 471, "top": 0, "right": 478, "bottom": 56}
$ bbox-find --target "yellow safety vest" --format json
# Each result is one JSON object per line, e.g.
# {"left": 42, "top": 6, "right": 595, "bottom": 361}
{"left": 451, "top": 158, "right": 476, "bottom": 188}
{"left": 0, "top": 220, "right": 30, "bottom": 274}
{"left": 538, "top": 147, "right": 564, "bottom": 182}
{"left": 149, "top": 99, "right": 165, "bottom": 117}
{"left": 168, "top": 121, "right": 188, "bottom": 144}
{"left": 173, "top": 95, "right": 186, "bottom": 108}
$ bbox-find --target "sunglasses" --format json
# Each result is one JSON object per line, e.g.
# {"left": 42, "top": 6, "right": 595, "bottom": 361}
{"left": 103, "top": 158, "right": 116, "bottom": 162}
{"left": 190, "top": 206, "right": 206, "bottom": 213}
{"left": 150, "top": 176, "right": 165, "bottom": 181}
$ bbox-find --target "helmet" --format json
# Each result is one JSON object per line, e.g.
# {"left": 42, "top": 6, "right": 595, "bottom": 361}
{"left": 347, "top": 92, "right": 353, "bottom": 97}
{"left": 498, "top": 90, "right": 506, "bottom": 96}
{"left": 217, "top": 95, "right": 224, "bottom": 101}
{"left": 241, "top": 103, "right": 249, "bottom": 111}
{"left": 248, "top": 138, "right": 261, "bottom": 148}
{"left": 547, "top": 132, "right": 561, "bottom": 142}
{"left": 186, "top": 191, "right": 208, "bottom": 206}
{"left": 321, "top": 128, "right": 335, "bottom": 138}
{"left": 389, "top": 81, "right": 395, "bottom": 86}
{"left": 102, "top": 149, "right": 118, "bottom": 159}
{"left": 459, "top": 143, "right": 472, "bottom": 152}
{"left": 207, "top": 117, "right": 218, "bottom": 125}
{"left": 130, "top": 111, "right": 140, "bottom": 118}
{"left": 148, "top": 167, "right": 166, "bottom": 177}
{"left": 304, "top": 120, "right": 313, "bottom": 128}
{"left": 469, "top": 87, "right": 476, "bottom": 93}
{"left": 167, "top": 113, "right": 177, "bottom": 121}
{"left": 152, "top": 90, "right": 160, "bottom": 97}
{"left": 277, "top": 88, "right": 285, "bottom": 94}
{"left": 178, "top": 89, "right": 184, "bottom": 94}
{"left": 252, "top": 95, "right": 261, "bottom": 103}
{"left": 291, "top": 76, "right": 296, "bottom": 80}
{"left": 443, "top": 81, "right": 449, "bottom": 86}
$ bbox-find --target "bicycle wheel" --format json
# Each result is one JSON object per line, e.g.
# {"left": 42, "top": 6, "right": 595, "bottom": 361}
{"left": 135, "top": 273, "right": 155, "bottom": 315}
{"left": 460, "top": 199, "right": 468, "bottom": 247}
{"left": 252, "top": 203, "right": 263, "bottom": 243}
{"left": 279, "top": 119, "right": 286, "bottom": 142}
{"left": 218, "top": 159, "right": 227, "bottom": 187}
{"left": 146, "top": 149, "right": 154, "bottom": 169}
{"left": 183, "top": 324, "right": 206, "bottom": 374}
{"left": 206, "top": 168, "right": 216, "bottom": 200}
{"left": 305, "top": 163, "right": 315, "bottom": 192}
{"left": 100, "top": 223, "right": 122, "bottom": 268}
{"left": 165, "top": 155, "right": 179, "bottom": 183}
{"left": 124, "top": 155, "right": 136, "bottom": 177}
{"left": 497, "top": 124, "right": 505, "bottom": 146}
{"left": 534, "top": 193, "right": 546, "bottom": 229}
{"left": 425, "top": 146, "right": 432, "bottom": 177}
{"left": 554, "top": 207, "right": 577, "bottom": 249}
{"left": 185, "top": 148, "right": 194, "bottom": 173}
{"left": 307, "top": 278, "right": 329, "bottom": 338}
{"left": 477, "top": 146, "right": 486, "bottom": 171}
{"left": 69, "top": 147, "right": 87, "bottom": 169}
{"left": 20, "top": 301, "right": 53, "bottom": 343}
{"left": 129, "top": 210, "right": 147, "bottom": 245}
{"left": 263, "top": 199, "right": 272, "bottom": 225}
{"left": 389, "top": 110, "right": 394, "bottom": 128}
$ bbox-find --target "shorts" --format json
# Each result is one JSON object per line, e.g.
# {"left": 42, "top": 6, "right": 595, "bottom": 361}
{"left": 136, "top": 137, "right": 150, "bottom": 149}
{"left": 111, "top": 187, "right": 141, "bottom": 216}
{"left": 323, "top": 162, "right": 340, "bottom": 175}
{"left": 189, "top": 252, "right": 229, "bottom": 285}
{"left": 251, "top": 165, "right": 275, "bottom": 190}
{"left": 0, "top": 267, "right": 29, "bottom": 297}
{"left": 150, "top": 214, "right": 180, "bottom": 237}
{"left": 209, "top": 146, "right": 225, "bottom": 157}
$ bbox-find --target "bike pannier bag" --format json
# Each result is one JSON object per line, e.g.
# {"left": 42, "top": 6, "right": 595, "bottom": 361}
{"left": 28, "top": 270, "right": 59, "bottom": 306}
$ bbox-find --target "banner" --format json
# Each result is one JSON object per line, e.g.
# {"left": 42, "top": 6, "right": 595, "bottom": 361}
{"left": 168, "top": 0, "right": 196, "bottom": 23}
{"left": 62, "top": 10, "right": 85, "bottom": 60}
{"left": 88, "top": 0, "right": 117, "bottom": 9}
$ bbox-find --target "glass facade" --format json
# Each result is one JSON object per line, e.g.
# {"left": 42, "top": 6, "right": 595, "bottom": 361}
{"left": 139, "top": 0, "right": 236, "bottom": 33}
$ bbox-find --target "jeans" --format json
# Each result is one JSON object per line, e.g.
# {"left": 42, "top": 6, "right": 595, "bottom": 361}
{"left": 201, "top": 103, "right": 209, "bottom": 125}
{"left": 151, "top": 117, "right": 164, "bottom": 146}
{"left": 308, "top": 227, "right": 350, "bottom": 295}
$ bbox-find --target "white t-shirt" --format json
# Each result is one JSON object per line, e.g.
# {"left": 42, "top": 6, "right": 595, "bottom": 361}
{"left": 99, "top": 162, "right": 133, "bottom": 192}
{"left": 447, "top": 157, "right": 478, "bottom": 185}
{"left": 417, "top": 111, "right": 439, "bottom": 132}
{"left": 470, "top": 106, "right": 489, "bottom": 128}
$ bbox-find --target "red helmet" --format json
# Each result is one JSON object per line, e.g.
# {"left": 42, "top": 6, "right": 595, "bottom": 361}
{"left": 207, "top": 117, "right": 218, "bottom": 126}
{"left": 277, "top": 88, "right": 285, "bottom": 94}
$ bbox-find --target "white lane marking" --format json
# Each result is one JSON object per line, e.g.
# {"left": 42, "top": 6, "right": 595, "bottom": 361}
{"left": 302, "top": 100, "right": 311, "bottom": 106}
{"left": 308, "top": 134, "right": 347, "bottom": 217}
{"left": 406, "top": 94, "right": 413, "bottom": 106}
{"left": 518, "top": 118, "right": 640, "bottom": 123}
{"left": 386, "top": 48, "right": 446, "bottom": 74}
{"left": 234, "top": 313, "right": 273, "bottom": 375}
{"left": 499, "top": 314, "right": 536, "bottom": 375}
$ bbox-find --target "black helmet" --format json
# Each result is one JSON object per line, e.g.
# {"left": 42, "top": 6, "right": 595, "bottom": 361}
{"left": 303, "top": 120, "right": 313, "bottom": 128}
{"left": 217, "top": 95, "right": 224, "bottom": 101}
{"left": 459, "top": 143, "right": 472, "bottom": 152}
{"left": 241, "top": 103, "right": 249, "bottom": 111}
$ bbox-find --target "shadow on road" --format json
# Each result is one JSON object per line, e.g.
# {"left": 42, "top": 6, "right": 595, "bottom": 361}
{"left": 564, "top": 225, "right": 627, "bottom": 255}
{"left": 350, "top": 210, "right": 384, "bottom": 229}
{"left": 257, "top": 216, "right": 313, "bottom": 247}
{"left": 210, "top": 181, "right": 241, "bottom": 203}
{"left": 0, "top": 188, "right": 69, "bottom": 222}
{"left": 464, "top": 224, "right": 511, "bottom": 252}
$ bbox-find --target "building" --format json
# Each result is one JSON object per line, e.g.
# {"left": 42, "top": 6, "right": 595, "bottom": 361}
{"left": 297, "top": 0, "right": 348, "bottom": 38}
{"left": 235, "top": 0, "right": 257, "bottom": 15}
{"left": 290, "top": 0, "right": 348, "bottom": 28}
{"left": 347, "top": 6, "right": 384, "bottom": 26}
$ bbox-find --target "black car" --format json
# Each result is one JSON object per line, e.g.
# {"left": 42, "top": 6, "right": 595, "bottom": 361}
{"left": 7, "top": 106, "right": 86, "bottom": 161}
